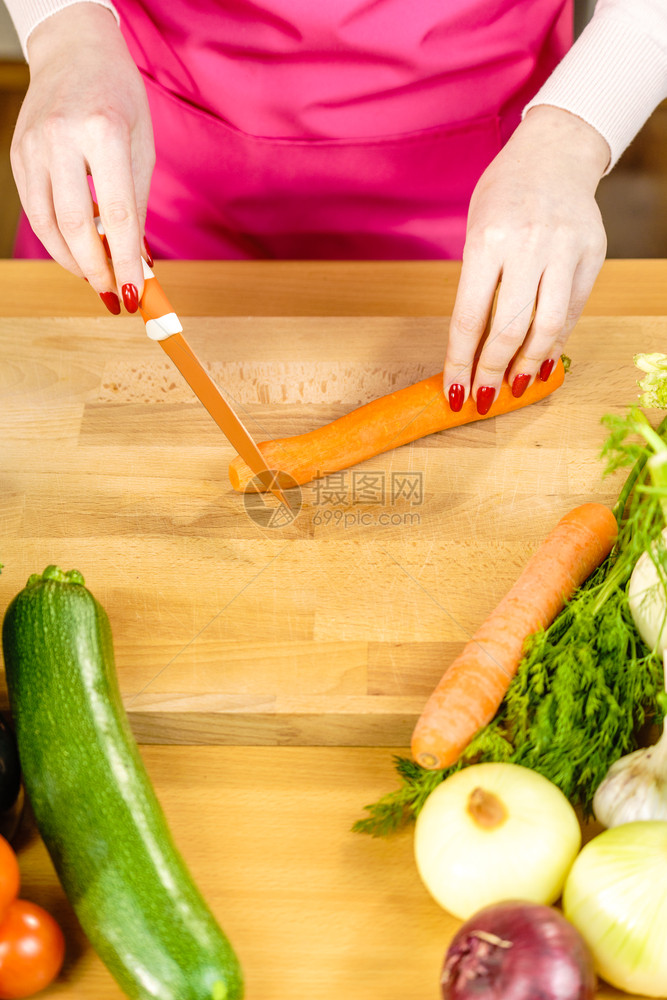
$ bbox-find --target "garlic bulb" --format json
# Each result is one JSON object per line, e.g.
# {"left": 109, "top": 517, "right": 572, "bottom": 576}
{"left": 593, "top": 652, "right": 667, "bottom": 827}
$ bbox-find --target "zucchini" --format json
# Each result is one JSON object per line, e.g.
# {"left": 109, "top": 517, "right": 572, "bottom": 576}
{"left": 2, "top": 566, "right": 243, "bottom": 1000}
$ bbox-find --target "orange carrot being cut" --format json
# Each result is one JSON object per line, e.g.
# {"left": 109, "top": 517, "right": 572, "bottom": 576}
{"left": 411, "top": 502, "right": 618, "bottom": 771}
{"left": 228, "top": 359, "right": 566, "bottom": 491}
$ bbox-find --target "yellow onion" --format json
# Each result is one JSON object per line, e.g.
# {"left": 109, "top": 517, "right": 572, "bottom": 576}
{"left": 414, "top": 762, "right": 581, "bottom": 920}
{"left": 563, "top": 821, "right": 667, "bottom": 997}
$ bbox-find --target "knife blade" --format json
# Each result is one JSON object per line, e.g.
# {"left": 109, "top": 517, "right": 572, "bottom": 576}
{"left": 93, "top": 214, "right": 291, "bottom": 510}
{"left": 137, "top": 259, "right": 291, "bottom": 508}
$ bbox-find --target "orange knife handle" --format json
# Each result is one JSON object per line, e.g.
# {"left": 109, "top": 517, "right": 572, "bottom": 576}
{"left": 93, "top": 204, "right": 183, "bottom": 341}
{"left": 138, "top": 262, "right": 180, "bottom": 326}
{"left": 139, "top": 273, "right": 173, "bottom": 323}
{"left": 138, "top": 262, "right": 183, "bottom": 340}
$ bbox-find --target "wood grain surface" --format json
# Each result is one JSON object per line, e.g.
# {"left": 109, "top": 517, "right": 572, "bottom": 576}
{"left": 0, "top": 261, "right": 663, "bottom": 1000}
{"left": 13, "top": 746, "right": 443, "bottom": 1000}
{"left": 1, "top": 258, "right": 667, "bottom": 317}
{"left": 2, "top": 263, "right": 666, "bottom": 743}
{"left": 13, "top": 745, "right": 625, "bottom": 1000}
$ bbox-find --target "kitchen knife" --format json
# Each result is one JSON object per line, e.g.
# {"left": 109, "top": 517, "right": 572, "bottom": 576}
{"left": 94, "top": 213, "right": 291, "bottom": 510}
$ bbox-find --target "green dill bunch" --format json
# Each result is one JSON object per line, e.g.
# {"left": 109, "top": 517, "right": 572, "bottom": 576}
{"left": 354, "top": 408, "right": 667, "bottom": 838}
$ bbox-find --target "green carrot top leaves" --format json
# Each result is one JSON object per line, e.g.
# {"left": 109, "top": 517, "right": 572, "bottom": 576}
{"left": 635, "top": 353, "right": 667, "bottom": 409}
{"left": 355, "top": 389, "right": 667, "bottom": 838}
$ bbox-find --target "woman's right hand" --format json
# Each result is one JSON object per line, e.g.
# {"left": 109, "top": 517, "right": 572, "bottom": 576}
{"left": 10, "top": 3, "right": 155, "bottom": 314}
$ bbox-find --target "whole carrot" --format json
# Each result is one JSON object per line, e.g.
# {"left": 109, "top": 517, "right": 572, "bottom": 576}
{"left": 228, "top": 360, "right": 566, "bottom": 491}
{"left": 411, "top": 503, "right": 619, "bottom": 770}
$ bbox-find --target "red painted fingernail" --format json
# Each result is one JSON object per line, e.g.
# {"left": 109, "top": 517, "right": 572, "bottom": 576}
{"left": 476, "top": 386, "right": 495, "bottom": 415}
{"left": 122, "top": 283, "right": 139, "bottom": 313}
{"left": 511, "top": 373, "right": 531, "bottom": 398}
{"left": 143, "top": 238, "right": 154, "bottom": 268}
{"left": 539, "top": 358, "right": 555, "bottom": 382}
{"left": 448, "top": 383, "right": 465, "bottom": 413}
{"left": 99, "top": 291, "right": 121, "bottom": 315}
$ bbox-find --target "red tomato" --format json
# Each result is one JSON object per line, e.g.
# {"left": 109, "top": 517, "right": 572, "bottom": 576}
{"left": 0, "top": 839, "right": 19, "bottom": 922}
{"left": 0, "top": 900, "right": 65, "bottom": 999}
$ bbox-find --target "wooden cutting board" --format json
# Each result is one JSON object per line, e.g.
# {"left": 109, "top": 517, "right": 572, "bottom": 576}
{"left": 1, "top": 262, "right": 665, "bottom": 1000}
{"left": 1, "top": 267, "right": 666, "bottom": 745}
{"left": 15, "top": 744, "right": 625, "bottom": 1000}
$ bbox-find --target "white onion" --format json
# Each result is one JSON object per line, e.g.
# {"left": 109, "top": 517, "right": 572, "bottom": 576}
{"left": 414, "top": 762, "right": 581, "bottom": 920}
{"left": 563, "top": 821, "right": 667, "bottom": 997}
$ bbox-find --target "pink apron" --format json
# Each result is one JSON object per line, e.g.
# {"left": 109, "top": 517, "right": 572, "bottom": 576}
{"left": 14, "top": 0, "right": 572, "bottom": 260}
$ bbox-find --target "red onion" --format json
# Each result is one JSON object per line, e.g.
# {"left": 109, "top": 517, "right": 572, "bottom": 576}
{"left": 441, "top": 900, "right": 596, "bottom": 1000}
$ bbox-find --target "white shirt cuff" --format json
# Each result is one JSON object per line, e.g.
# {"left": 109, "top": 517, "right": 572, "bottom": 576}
{"left": 4, "top": 0, "right": 120, "bottom": 60}
{"left": 524, "top": 0, "right": 667, "bottom": 174}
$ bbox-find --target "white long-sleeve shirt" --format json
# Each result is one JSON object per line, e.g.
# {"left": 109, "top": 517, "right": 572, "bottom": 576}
{"left": 524, "top": 0, "right": 667, "bottom": 171}
{"left": 4, "top": 0, "right": 667, "bottom": 172}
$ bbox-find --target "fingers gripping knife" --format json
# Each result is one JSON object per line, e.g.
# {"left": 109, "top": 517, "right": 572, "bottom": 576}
{"left": 93, "top": 213, "right": 290, "bottom": 510}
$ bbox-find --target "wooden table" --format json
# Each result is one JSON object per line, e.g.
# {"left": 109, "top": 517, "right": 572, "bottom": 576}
{"left": 2, "top": 259, "right": 666, "bottom": 999}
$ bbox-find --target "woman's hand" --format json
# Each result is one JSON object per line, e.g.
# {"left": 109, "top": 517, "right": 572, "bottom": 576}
{"left": 10, "top": 3, "right": 155, "bottom": 314}
{"left": 443, "top": 106, "right": 611, "bottom": 414}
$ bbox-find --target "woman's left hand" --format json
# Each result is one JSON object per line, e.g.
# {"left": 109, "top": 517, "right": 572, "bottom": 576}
{"left": 443, "top": 105, "right": 611, "bottom": 414}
